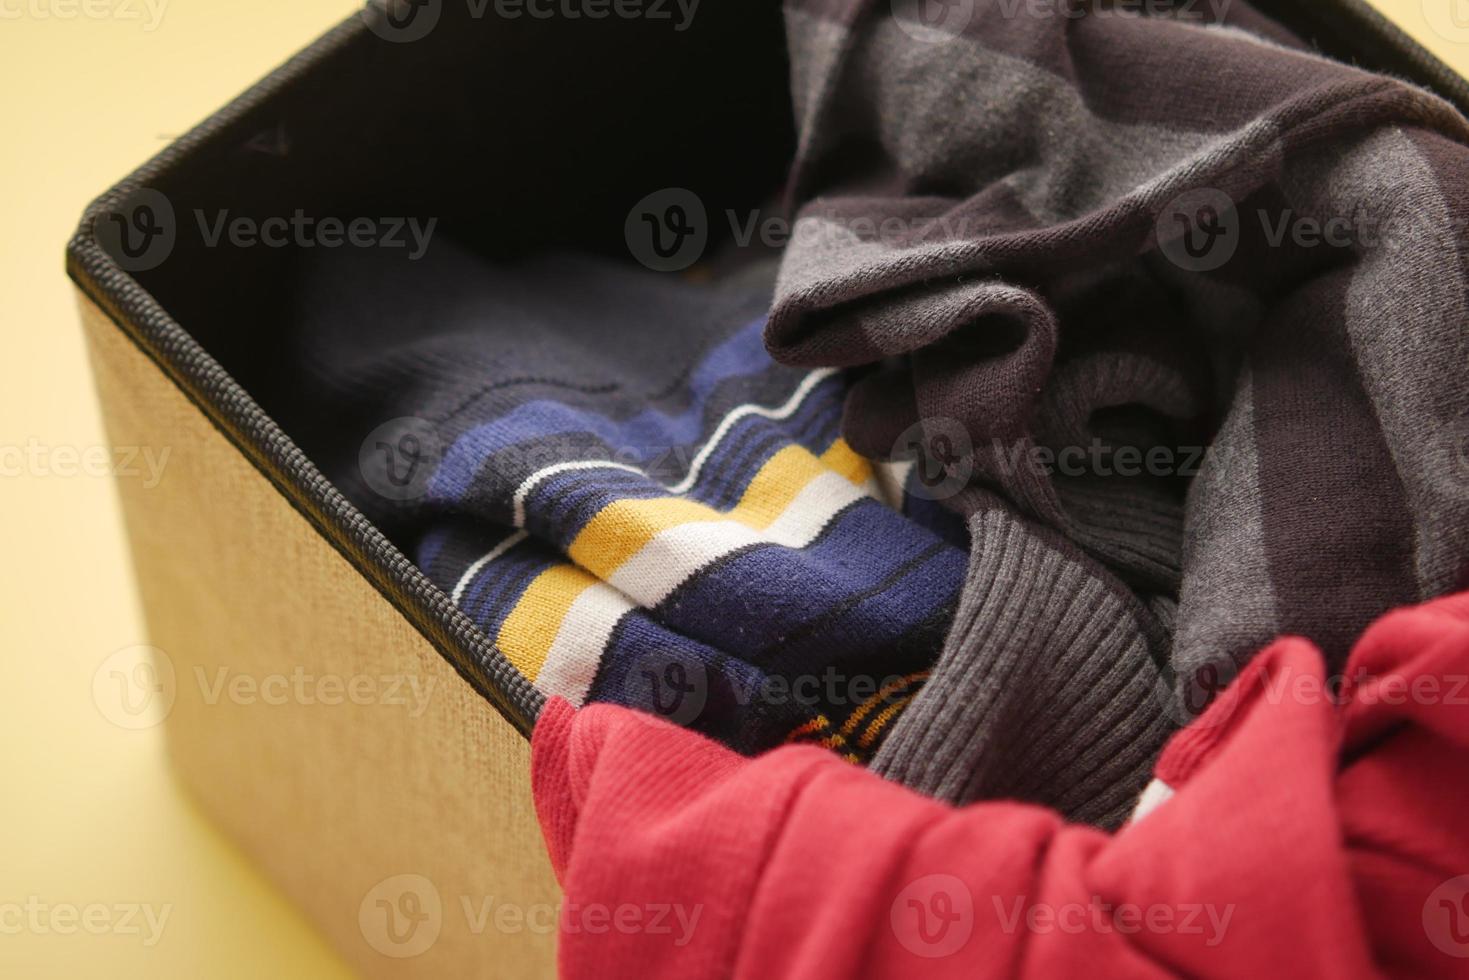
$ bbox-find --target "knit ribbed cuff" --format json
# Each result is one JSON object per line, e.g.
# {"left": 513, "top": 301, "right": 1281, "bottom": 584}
{"left": 871, "top": 508, "right": 1178, "bottom": 829}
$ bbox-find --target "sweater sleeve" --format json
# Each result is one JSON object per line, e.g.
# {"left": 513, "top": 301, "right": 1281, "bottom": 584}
{"left": 531, "top": 594, "right": 1469, "bottom": 979}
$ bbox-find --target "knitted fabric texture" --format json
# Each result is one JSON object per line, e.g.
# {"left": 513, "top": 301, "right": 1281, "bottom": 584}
{"left": 532, "top": 591, "right": 1469, "bottom": 979}
{"left": 766, "top": 0, "right": 1469, "bottom": 825}
{"left": 288, "top": 244, "right": 967, "bottom": 758}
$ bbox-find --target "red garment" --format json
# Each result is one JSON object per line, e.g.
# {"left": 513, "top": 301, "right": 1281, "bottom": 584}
{"left": 532, "top": 594, "right": 1469, "bottom": 978}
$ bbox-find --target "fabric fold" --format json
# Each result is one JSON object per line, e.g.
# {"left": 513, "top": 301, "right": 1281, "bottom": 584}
{"left": 767, "top": 0, "right": 1469, "bottom": 821}
{"left": 532, "top": 591, "right": 1469, "bottom": 979}
{"left": 871, "top": 504, "right": 1176, "bottom": 828}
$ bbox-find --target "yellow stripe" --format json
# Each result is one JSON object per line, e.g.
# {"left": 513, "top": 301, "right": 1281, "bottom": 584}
{"left": 787, "top": 714, "right": 832, "bottom": 740}
{"left": 736, "top": 443, "right": 833, "bottom": 525}
{"left": 820, "top": 438, "right": 874, "bottom": 485}
{"left": 838, "top": 671, "right": 928, "bottom": 739}
{"left": 495, "top": 564, "right": 598, "bottom": 681}
{"left": 568, "top": 440, "right": 867, "bottom": 581}
{"left": 505, "top": 438, "right": 876, "bottom": 681}
{"left": 785, "top": 714, "right": 873, "bottom": 763}
{"left": 858, "top": 693, "right": 918, "bottom": 749}
{"left": 568, "top": 497, "right": 714, "bottom": 581}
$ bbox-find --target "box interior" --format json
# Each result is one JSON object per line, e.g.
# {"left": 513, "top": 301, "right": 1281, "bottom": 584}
{"left": 121, "top": 1, "right": 1469, "bottom": 480}
{"left": 128, "top": 0, "right": 797, "bottom": 472}
{"left": 72, "top": 0, "right": 1469, "bottom": 729}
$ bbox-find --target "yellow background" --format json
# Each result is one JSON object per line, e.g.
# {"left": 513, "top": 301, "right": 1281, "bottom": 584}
{"left": 0, "top": 1, "right": 1462, "bottom": 976}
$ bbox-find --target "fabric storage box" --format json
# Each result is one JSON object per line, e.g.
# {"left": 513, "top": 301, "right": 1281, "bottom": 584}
{"left": 67, "top": 2, "right": 1469, "bottom": 977}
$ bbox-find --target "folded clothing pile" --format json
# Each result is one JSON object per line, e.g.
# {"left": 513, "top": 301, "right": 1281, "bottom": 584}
{"left": 292, "top": 244, "right": 969, "bottom": 762}
{"left": 765, "top": 0, "right": 1469, "bottom": 825}
{"left": 293, "top": 0, "right": 1469, "bottom": 832}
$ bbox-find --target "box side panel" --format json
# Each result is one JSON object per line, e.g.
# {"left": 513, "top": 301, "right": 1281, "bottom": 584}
{"left": 78, "top": 292, "right": 559, "bottom": 979}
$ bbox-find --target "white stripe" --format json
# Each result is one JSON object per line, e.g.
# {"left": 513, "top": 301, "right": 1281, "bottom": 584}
{"left": 534, "top": 583, "right": 632, "bottom": 705}
{"left": 608, "top": 471, "right": 865, "bottom": 607}
{"left": 609, "top": 521, "right": 763, "bottom": 604}
{"left": 875, "top": 460, "right": 916, "bottom": 511}
{"left": 765, "top": 471, "right": 865, "bottom": 541}
{"left": 664, "top": 368, "right": 838, "bottom": 496}
{"left": 534, "top": 471, "right": 863, "bottom": 699}
{"left": 1127, "top": 778, "right": 1176, "bottom": 825}
{"left": 510, "top": 368, "right": 839, "bottom": 528}
{"left": 450, "top": 530, "right": 529, "bottom": 606}
{"left": 512, "top": 461, "right": 645, "bottom": 529}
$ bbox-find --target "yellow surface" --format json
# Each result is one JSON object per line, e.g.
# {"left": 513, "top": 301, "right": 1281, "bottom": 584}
{"left": 0, "top": 1, "right": 1461, "bottom": 977}
{"left": 0, "top": 4, "right": 363, "bottom": 977}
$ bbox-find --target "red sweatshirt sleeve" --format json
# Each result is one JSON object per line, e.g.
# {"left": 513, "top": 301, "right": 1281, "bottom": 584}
{"left": 531, "top": 594, "right": 1469, "bottom": 979}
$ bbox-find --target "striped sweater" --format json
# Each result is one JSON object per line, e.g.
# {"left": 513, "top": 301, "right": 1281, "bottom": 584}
{"left": 293, "top": 246, "right": 967, "bottom": 759}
